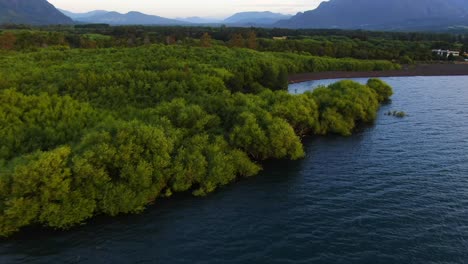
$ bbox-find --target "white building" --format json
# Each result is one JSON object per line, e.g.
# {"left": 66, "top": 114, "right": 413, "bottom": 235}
{"left": 432, "top": 49, "right": 460, "bottom": 57}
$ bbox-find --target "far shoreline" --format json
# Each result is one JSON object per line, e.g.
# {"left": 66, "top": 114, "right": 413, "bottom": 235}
{"left": 288, "top": 63, "right": 468, "bottom": 83}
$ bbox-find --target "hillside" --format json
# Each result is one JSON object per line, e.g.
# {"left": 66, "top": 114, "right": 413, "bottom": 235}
{"left": 277, "top": 0, "right": 468, "bottom": 30}
{"left": 0, "top": 0, "right": 72, "bottom": 25}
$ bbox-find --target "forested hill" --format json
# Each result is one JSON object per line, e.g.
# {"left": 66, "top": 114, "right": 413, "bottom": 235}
{"left": 277, "top": 0, "right": 468, "bottom": 30}
{"left": 0, "top": 0, "right": 73, "bottom": 25}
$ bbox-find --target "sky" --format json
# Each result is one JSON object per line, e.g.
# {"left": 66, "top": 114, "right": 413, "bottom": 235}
{"left": 47, "top": 0, "right": 326, "bottom": 19}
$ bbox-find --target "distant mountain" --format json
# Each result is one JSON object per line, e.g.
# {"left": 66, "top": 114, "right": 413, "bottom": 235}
{"left": 224, "top": 11, "right": 291, "bottom": 25}
{"left": 177, "top": 17, "right": 222, "bottom": 24}
{"left": 76, "top": 11, "right": 187, "bottom": 25}
{"left": 277, "top": 0, "right": 468, "bottom": 30}
{"left": 59, "top": 9, "right": 109, "bottom": 20}
{"left": 0, "top": 0, "right": 73, "bottom": 25}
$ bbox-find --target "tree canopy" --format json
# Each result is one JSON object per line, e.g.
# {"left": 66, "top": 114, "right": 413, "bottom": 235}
{"left": 0, "top": 37, "right": 394, "bottom": 237}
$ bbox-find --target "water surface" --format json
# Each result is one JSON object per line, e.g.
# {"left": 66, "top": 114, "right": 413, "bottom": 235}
{"left": 2, "top": 76, "right": 468, "bottom": 264}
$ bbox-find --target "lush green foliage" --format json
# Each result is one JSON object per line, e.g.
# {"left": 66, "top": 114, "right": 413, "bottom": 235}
{"left": 310, "top": 79, "right": 390, "bottom": 136}
{"left": 1, "top": 25, "right": 466, "bottom": 61}
{"left": 0, "top": 42, "right": 393, "bottom": 237}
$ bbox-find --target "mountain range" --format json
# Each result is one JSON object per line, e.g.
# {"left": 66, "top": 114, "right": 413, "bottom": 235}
{"left": 66, "top": 10, "right": 290, "bottom": 26}
{"left": 58, "top": 9, "right": 109, "bottom": 20}
{"left": 223, "top": 11, "right": 291, "bottom": 25}
{"left": 0, "top": 0, "right": 72, "bottom": 25}
{"left": 73, "top": 11, "right": 186, "bottom": 25}
{"left": 1, "top": 0, "right": 468, "bottom": 31}
{"left": 176, "top": 17, "right": 221, "bottom": 24}
{"left": 277, "top": 0, "right": 468, "bottom": 30}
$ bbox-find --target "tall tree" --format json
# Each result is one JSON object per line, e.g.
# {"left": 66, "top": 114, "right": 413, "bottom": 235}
{"left": 200, "top": 32, "right": 212, "bottom": 47}
{"left": 247, "top": 31, "right": 258, "bottom": 50}
{"left": 229, "top": 33, "right": 244, "bottom": 48}
{"left": 0, "top": 32, "right": 16, "bottom": 50}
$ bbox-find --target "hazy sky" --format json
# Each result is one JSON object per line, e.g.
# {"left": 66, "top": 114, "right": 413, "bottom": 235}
{"left": 48, "top": 0, "right": 326, "bottom": 18}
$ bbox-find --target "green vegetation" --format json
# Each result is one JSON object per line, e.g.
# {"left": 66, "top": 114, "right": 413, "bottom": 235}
{"left": 1, "top": 25, "right": 467, "bottom": 62}
{"left": 386, "top": 110, "right": 407, "bottom": 118}
{"left": 0, "top": 36, "right": 394, "bottom": 237}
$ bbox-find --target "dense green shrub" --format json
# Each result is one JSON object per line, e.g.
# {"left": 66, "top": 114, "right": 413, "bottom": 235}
{"left": 0, "top": 43, "right": 393, "bottom": 237}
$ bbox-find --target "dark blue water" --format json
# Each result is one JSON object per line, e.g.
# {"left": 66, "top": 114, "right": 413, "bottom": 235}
{"left": 2, "top": 76, "right": 468, "bottom": 264}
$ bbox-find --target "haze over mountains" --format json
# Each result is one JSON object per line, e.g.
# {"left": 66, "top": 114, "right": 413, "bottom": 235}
{"left": 58, "top": 9, "right": 108, "bottom": 20}
{"left": 1, "top": 0, "right": 468, "bottom": 31}
{"left": 72, "top": 11, "right": 185, "bottom": 25}
{"left": 223, "top": 12, "right": 291, "bottom": 25}
{"left": 61, "top": 10, "right": 290, "bottom": 26}
{"left": 176, "top": 17, "right": 221, "bottom": 24}
{"left": 60, "top": 9, "right": 189, "bottom": 26}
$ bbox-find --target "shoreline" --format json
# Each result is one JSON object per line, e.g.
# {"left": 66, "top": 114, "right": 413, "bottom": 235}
{"left": 288, "top": 63, "right": 468, "bottom": 83}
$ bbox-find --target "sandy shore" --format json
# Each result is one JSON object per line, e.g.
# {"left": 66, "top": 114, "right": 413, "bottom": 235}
{"left": 288, "top": 63, "right": 468, "bottom": 83}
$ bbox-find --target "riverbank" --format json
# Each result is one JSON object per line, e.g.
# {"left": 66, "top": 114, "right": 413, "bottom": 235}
{"left": 289, "top": 63, "right": 468, "bottom": 83}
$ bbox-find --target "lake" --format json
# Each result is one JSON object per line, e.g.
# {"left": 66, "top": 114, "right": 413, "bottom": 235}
{"left": 2, "top": 76, "right": 468, "bottom": 263}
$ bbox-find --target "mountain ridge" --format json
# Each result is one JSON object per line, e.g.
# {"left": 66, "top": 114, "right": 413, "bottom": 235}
{"left": 0, "top": 0, "right": 72, "bottom": 25}
{"left": 58, "top": 9, "right": 109, "bottom": 20}
{"left": 224, "top": 11, "right": 291, "bottom": 25}
{"left": 76, "top": 11, "right": 187, "bottom": 25}
{"left": 277, "top": 0, "right": 468, "bottom": 30}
